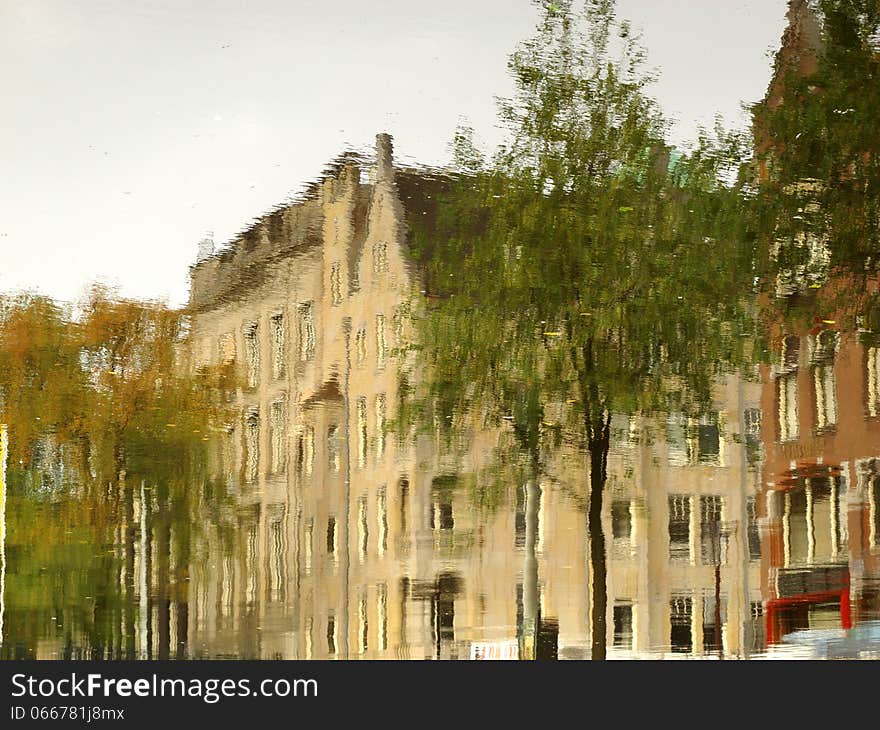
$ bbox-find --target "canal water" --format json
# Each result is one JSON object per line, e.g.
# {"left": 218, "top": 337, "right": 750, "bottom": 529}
{"left": 1, "top": 0, "right": 879, "bottom": 660}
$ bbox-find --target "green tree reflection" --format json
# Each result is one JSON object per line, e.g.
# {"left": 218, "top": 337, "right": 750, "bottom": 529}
{"left": 408, "top": 0, "right": 758, "bottom": 659}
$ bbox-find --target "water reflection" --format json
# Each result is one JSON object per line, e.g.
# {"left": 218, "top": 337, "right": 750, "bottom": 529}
{"left": 1, "top": 0, "right": 879, "bottom": 660}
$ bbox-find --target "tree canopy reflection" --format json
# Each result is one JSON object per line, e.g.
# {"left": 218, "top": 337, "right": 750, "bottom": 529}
{"left": 407, "top": 0, "right": 760, "bottom": 659}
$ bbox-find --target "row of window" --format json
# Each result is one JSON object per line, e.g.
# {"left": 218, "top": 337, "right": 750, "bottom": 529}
{"left": 863, "top": 459, "right": 880, "bottom": 547}
{"left": 316, "top": 577, "right": 454, "bottom": 658}
{"left": 328, "top": 241, "right": 391, "bottom": 304}
{"left": 773, "top": 476, "right": 849, "bottom": 567}
{"left": 777, "top": 333, "right": 837, "bottom": 439}
{"left": 667, "top": 495, "right": 727, "bottom": 565}
{"left": 220, "top": 305, "right": 401, "bottom": 391}
{"left": 300, "top": 582, "right": 390, "bottom": 658}
{"left": 358, "top": 488, "right": 389, "bottom": 562}
{"left": 665, "top": 413, "right": 722, "bottom": 466}
{"left": 670, "top": 595, "right": 724, "bottom": 654}
{"left": 212, "top": 525, "right": 260, "bottom": 617}
{"left": 776, "top": 333, "right": 880, "bottom": 442}
{"left": 301, "top": 479, "right": 412, "bottom": 575}
{"left": 356, "top": 394, "right": 387, "bottom": 468}
{"left": 232, "top": 390, "right": 392, "bottom": 484}
{"left": 196, "top": 509, "right": 766, "bottom": 655}
{"left": 868, "top": 345, "right": 880, "bottom": 418}
{"left": 226, "top": 307, "right": 314, "bottom": 389}
{"left": 622, "top": 408, "right": 761, "bottom": 468}
{"left": 238, "top": 402, "right": 287, "bottom": 483}
{"left": 610, "top": 494, "right": 760, "bottom": 564}
{"left": 678, "top": 495, "right": 750, "bottom": 564}
{"left": 613, "top": 596, "right": 765, "bottom": 654}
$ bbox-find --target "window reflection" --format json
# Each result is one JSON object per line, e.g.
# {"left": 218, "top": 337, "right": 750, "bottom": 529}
{"left": 375, "top": 393, "right": 386, "bottom": 461}
{"left": 702, "top": 595, "right": 726, "bottom": 654}
{"left": 356, "top": 397, "right": 367, "bottom": 469}
{"left": 744, "top": 408, "right": 762, "bottom": 466}
{"left": 781, "top": 476, "right": 847, "bottom": 567}
{"left": 747, "top": 496, "right": 761, "bottom": 561}
{"left": 326, "top": 517, "right": 337, "bottom": 561}
{"left": 303, "top": 518, "right": 313, "bottom": 577}
{"left": 377, "top": 486, "right": 388, "bottom": 557}
{"left": 670, "top": 596, "right": 693, "bottom": 654}
{"left": 244, "top": 409, "right": 259, "bottom": 484}
{"left": 243, "top": 322, "right": 259, "bottom": 389}
{"left": 269, "top": 313, "right": 285, "bottom": 379}
{"left": 699, "top": 495, "right": 723, "bottom": 566}
{"left": 668, "top": 495, "right": 691, "bottom": 563}
{"left": 612, "top": 500, "right": 632, "bottom": 542}
{"left": 613, "top": 603, "right": 633, "bottom": 650}
{"left": 377, "top": 583, "right": 388, "bottom": 652}
{"left": 327, "top": 425, "right": 341, "bottom": 474}
{"left": 358, "top": 494, "right": 368, "bottom": 564}
{"left": 359, "top": 593, "right": 368, "bottom": 655}
{"left": 298, "top": 425, "right": 315, "bottom": 478}
{"left": 372, "top": 240, "right": 388, "bottom": 275}
{"left": 330, "top": 262, "right": 343, "bottom": 306}
{"left": 269, "top": 400, "right": 286, "bottom": 475}
{"left": 777, "top": 335, "right": 800, "bottom": 442}
{"left": 811, "top": 330, "right": 838, "bottom": 432}
{"left": 355, "top": 326, "right": 367, "bottom": 367}
{"left": 245, "top": 521, "right": 257, "bottom": 607}
{"left": 269, "top": 514, "right": 285, "bottom": 603}
{"left": 376, "top": 313, "right": 387, "bottom": 370}
{"left": 299, "top": 302, "right": 316, "bottom": 361}
{"left": 399, "top": 477, "right": 409, "bottom": 535}
{"left": 868, "top": 345, "right": 880, "bottom": 418}
{"left": 860, "top": 460, "right": 880, "bottom": 546}
{"left": 327, "top": 612, "right": 336, "bottom": 657}
{"left": 431, "top": 495, "right": 454, "bottom": 531}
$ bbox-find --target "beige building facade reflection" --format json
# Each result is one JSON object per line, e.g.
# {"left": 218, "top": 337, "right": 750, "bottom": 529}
{"left": 598, "top": 376, "right": 765, "bottom": 658}
{"left": 184, "top": 135, "right": 768, "bottom": 660}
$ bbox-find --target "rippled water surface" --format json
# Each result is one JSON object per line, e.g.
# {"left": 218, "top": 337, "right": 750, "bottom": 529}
{"left": 1, "top": 0, "right": 879, "bottom": 660}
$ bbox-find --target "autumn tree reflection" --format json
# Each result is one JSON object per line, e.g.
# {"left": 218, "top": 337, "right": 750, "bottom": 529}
{"left": 0, "top": 288, "right": 235, "bottom": 658}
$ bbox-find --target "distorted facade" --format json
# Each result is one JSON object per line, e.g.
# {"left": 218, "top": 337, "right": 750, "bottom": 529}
{"left": 599, "top": 375, "right": 765, "bottom": 658}
{"left": 753, "top": 0, "right": 880, "bottom": 650}
{"left": 182, "top": 134, "right": 774, "bottom": 659}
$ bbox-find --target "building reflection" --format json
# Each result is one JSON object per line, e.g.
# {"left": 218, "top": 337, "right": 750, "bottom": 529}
{"left": 5, "top": 0, "right": 880, "bottom": 664}
{"left": 598, "top": 377, "right": 766, "bottom": 659}
{"left": 182, "top": 133, "right": 773, "bottom": 660}
{"left": 757, "top": 311, "right": 880, "bottom": 645}
{"left": 17, "top": 5, "right": 875, "bottom": 657}
{"left": 752, "top": 0, "right": 880, "bottom": 652}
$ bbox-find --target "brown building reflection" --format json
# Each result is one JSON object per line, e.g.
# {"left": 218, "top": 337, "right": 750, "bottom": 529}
{"left": 753, "top": 0, "right": 880, "bottom": 649}
{"left": 757, "top": 308, "right": 880, "bottom": 644}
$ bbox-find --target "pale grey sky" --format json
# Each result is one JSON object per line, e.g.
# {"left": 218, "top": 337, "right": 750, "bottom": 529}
{"left": 0, "top": 0, "right": 789, "bottom": 308}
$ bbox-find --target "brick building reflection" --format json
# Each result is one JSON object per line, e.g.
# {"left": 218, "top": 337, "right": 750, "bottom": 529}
{"left": 758, "top": 305, "right": 880, "bottom": 644}
{"left": 753, "top": 0, "right": 880, "bottom": 648}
